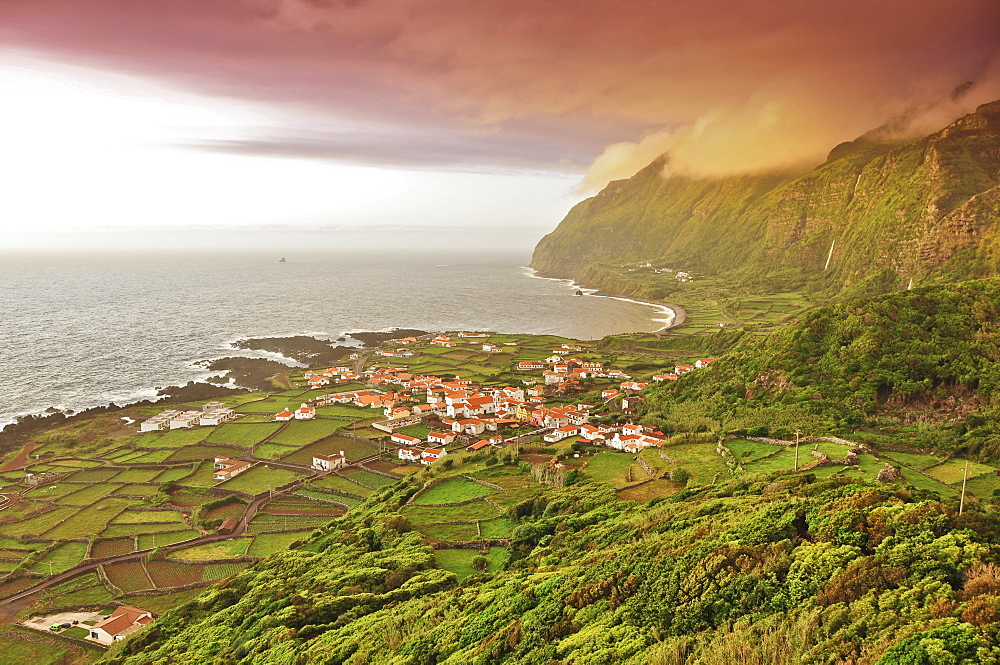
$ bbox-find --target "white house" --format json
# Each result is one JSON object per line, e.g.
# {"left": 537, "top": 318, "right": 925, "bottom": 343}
{"left": 87, "top": 605, "right": 154, "bottom": 644}
{"left": 294, "top": 404, "right": 316, "bottom": 420}
{"left": 427, "top": 431, "right": 456, "bottom": 446}
{"left": 199, "top": 407, "right": 236, "bottom": 426}
{"left": 420, "top": 448, "right": 447, "bottom": 465}
{"left": 398, "top": 447, "right": 422, "bottom": 462}
{"left": 312, "top": 452, "right": 346, "bottom": 472}
{"left": 213, "top": 458, "right": 251, "bottom": 482}
{"left": 543, "top": 425, "right": 580, "bottom": 443}
{"left": 451, "top": 419, "right": 486, "bottom": 436}
{"left": 275, "top": 408, "right": 294, "bottom": 422}
{"left": 169, "top": 411, "right": 201, "bottom": 429}
{"left": 391, "top": 432, "right": 421, "bottom": 446}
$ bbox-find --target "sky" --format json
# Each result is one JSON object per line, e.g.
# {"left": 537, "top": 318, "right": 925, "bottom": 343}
{"left": 1, "top": 0, "right": 998, "bottom": 252}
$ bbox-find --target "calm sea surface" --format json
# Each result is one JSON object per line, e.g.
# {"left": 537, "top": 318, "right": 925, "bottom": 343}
{"left": 0, "top": 251, "right": 670, "bottom": 427}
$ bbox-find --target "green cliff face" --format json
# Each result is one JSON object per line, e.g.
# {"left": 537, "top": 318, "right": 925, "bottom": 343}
{"left": 532, "top": 100, "right": 1000, "bottom": 300}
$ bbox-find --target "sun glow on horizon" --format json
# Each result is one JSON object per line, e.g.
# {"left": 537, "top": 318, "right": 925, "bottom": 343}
{"left": 0, "top": 55, "right": 578, "bottom": 250}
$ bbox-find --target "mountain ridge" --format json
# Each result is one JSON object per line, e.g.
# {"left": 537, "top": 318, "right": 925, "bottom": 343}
{"left": 531, "top": 100, "right": 1000, "bottom": 302}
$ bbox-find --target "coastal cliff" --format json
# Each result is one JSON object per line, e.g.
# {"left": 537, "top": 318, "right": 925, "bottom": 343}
{"left": 532, "top": 100, "right": 1000, "bottom": 301}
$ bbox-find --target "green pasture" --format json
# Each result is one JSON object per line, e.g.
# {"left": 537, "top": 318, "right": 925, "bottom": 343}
{"left": 206, "top": 422, "right": 282, "bottom": 447}
{"left": 217, "top": 466, "right": 302, "bottom": 494}
{"left": 29, "top": 541, "right": 89, "bottom": 575}
{"left": 413, "top": 477, "right": 497, "bottom": 505}
{"left": 434, "top": 547, "right": 506, "bottom": 578}
{"left": 247, "top": 530, "right": 313, "bottom": 556}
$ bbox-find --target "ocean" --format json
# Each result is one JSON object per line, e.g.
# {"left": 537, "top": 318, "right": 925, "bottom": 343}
{"left": 0, "top": 250, "right": 672, "bottom": 427}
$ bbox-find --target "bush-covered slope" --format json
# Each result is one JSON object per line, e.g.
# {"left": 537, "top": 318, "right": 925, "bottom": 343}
{"left": 532, "top": 100, "right": 1000, "bottom": 300}
{"left": 643, "top": 278, "right": 1000, "bottom": 450}
{"left": 104, "top": 468, "right": 1000, "bottom": 664}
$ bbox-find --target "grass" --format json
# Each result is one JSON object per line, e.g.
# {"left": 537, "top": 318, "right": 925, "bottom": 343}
{"left": 145, "top": 560, "right": 205, "bottom": 588}
{"left": 247, "top": 514, "right": 332, "bottom": 534}
{"left": 104, "top": 560, "right": 154, "bottom": 592}
{"left": 315, "top": 405, "right": 373, "bottom": 419}
{"left": 280, "top": 437, "right": 378, "bottom": 465}
{"left": 1, "top": 505, "right": 79, "bottom": 536}
{"left": 45, "top": 585, "right": 115, "bottom": 609}
{"left": 111, "top": 467, "right": 162, "bottom": 483}
{"left": 295, "top": 487, "right": 360, "bottom": 508}
{"left": 311, "top": 474, "right": 372, "bottom": 497}
{"left": 583, "top": 453, "right": 641, "bottom": 489}
{"left": 398, "top": 424, "right": 432, "bottom": 439}
{"left": 897, "top": 467, "right": 960, "bottom": 498}
{"left": 154, "top": 465, "right": 197, "bottom": 483}
{"left": 112, "top": 509, "right": 187, "bottom": 524}
{"left": 742, "top": 449, "right": 799, "bottom": 475}
{"left": 136, "top": 428, "right": 209, "bottom": 449}
{"left": 217, "top": 466, "right": 302, "bottom": 494}
{"left": 135, "top": 587, "right": 205, "bottom": 614}
{"left": 402, "top": 500, "right": 501, "bottom": 526}
{"left": 412, "top": 477, "right": 497, "bottom": 505}
{"left": 136, "top": 530, "right": 201, "bottom": 549}
{"left": 204, "top": 563, "right": 248, "bottom": 580}
{"left": 114, "top": 484, "right": 161, "bottom": 496}
{"left": 58, "top": 482, "right": 126, "bottom": 506}
{"left": 167, "top": 538, "right": 251, "bottom": 561}
{"left": 663, "top": 443, "right": 731, "bottom": 484}
{"left": 618, "top": 479, "right": 684, "bottom": 502}
{"left": 202, "top": 501, "right": 247, "bottom": 522}
{"left": 166, "top": 487, "right": 215, "bottom": 507}
{"left": 206, "top": 422, "right": 282, "bottom": 447}
{"left": 923, "top": 458, "right": 998, "bottom": 486}
{"left": 234, "top": 399, "right": 301, "bottom": 414}
{"left": 61, "top": 626, "right": 90, "bottom": 639}
{"left": 366, "top": 459, "right": 416, "bottom": 476}
{"left": 165, "top": 444, "right": 248, "bottom": 462}
{"left": 343, "top": 468, "right": 399, "bottom": 490}
{"left": 419, "top": 522, "right": 480, "bottom": 540}
{"left": 880, "top": 450, "right": 943, "bottom": 470}
{"left": 29, "top": 541, "right": 89, "bottom": 575}
{"left": 175, "top": 461, "right": 219, "bottom": 489}
{"left": 270, "top": 419, "right": 348, "bottom": 446}
{"left": 260, "top": 496, "right": 342, "bottom": 515}
{"left": 434, "top": 547, "right": 505, "bottom": 578}
{"left": 726, "top": 439, "right": 783, "bottom": 464}
{"left": 101, "top": 522, "right": 193, "bottom": 538}
{"left": 247, "top": 530, "right": 313, "bottom": 556}
{"left": 62, "top": 467, "right": 121, "bottom": 483}
{"left": 91, "top": 538, "right": 134, "bottom": 558}
{"left": 252, "top": 443, "right": 299, "bottom": 461}
{"left": 44, "top": 499, "right": 134, "bottom": 540}
{"left": 964, "top": 473, "right": 1000, "bottom": 500}
{"left": 478, "top": 517, "right": 515, "bottom": 538}
{"left": 0, "top": 628, "right": 74, "bottom": 664}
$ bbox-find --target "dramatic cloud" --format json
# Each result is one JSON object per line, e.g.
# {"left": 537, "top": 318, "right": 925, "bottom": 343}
{"left": 2, "top": 0, "right": 999, "bottom": 189}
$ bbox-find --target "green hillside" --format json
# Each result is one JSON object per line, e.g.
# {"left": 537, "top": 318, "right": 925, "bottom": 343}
{"left": 103, "top": 458, "right": 1000, "bottom": 664}
{"left": 640, "top": 277, "right": 1000, "bottom": 454}
{"left": 532, "top": 100, "right": 1000, "bottom": 303}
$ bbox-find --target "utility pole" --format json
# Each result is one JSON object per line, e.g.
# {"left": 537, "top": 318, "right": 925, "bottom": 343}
{"left": 960, "top": 457, "right": 970, "bottom": 515}
{"left": 794, "top": 429, "right": 801, "bottom": 470}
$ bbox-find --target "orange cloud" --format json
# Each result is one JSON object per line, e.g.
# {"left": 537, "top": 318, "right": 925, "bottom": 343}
{"left": 1, "top": 0, "right": 997, "bottom": 181}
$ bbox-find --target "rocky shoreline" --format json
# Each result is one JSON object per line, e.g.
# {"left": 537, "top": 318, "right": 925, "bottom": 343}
{"left": 0, "top": 328, "right": 430, "bottom": 451}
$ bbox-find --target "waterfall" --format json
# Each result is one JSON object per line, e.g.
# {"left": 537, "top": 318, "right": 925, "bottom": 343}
{"left": 824, "top": 239, "right": 835, "bottom": 271}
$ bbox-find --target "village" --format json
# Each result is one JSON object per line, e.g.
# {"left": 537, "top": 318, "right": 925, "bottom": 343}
{"left": 3, "top": 329, "right": 989, "bottom": 659}
{"left": 245, "top": 332, "right": 722, "bottom": 467}
{"left": 128, "top": 331, "right": 720, "bottom": 476}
